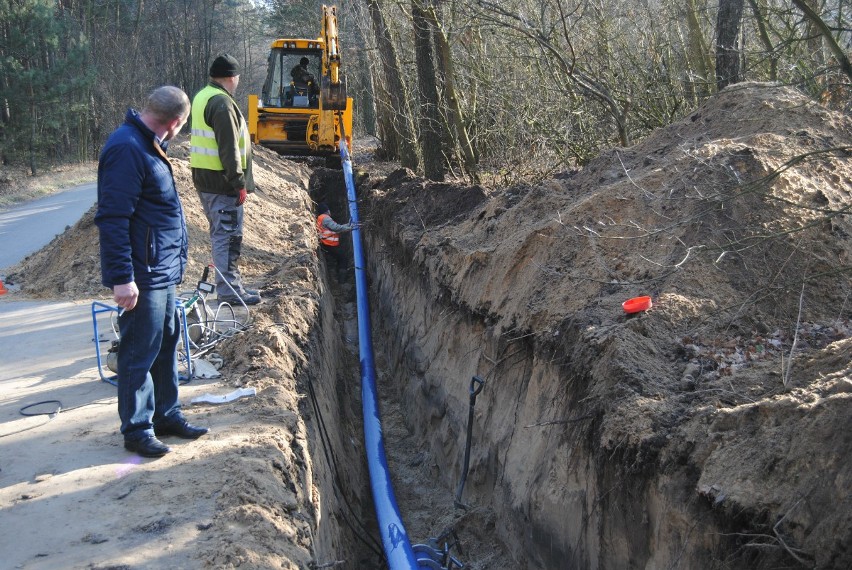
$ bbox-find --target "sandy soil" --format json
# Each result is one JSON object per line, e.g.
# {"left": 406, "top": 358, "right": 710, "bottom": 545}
{"left": 358, "top": 82, "right": 852, "bottom": 569}
{"left": 0, "top": 144, "right": 367, "bottom": 569}
{"left": 0, "top": 82, "right": 850, "bottom": 569}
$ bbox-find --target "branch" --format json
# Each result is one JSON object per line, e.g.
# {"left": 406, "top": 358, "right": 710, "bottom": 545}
{"left": 783, "top": 282, "right": 805, "bottom": 388}
{"left": 791, "top": 0, "right": 852, "bottom": 80}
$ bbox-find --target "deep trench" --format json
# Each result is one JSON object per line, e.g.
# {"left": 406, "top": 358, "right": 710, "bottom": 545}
{"left": 303, "top": 165, "right": 722, "bottom": 570}
{"left": 297, "top": 159, "right": 847, "bottom": 570}
{"left": 304, "top": 166, "right": 731, "bottom": 570}
{"left": 304, "top": 166, "right": 668, "bottom": 570}
{"left": 304, "top": 167, "right": 723, "bottom": 569}
{"left": 306, "top": 169, "right": 518, "bottom": 569}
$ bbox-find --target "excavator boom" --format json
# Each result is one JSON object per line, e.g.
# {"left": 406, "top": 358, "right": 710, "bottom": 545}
{"left": 321, "top": 5, "right": 346, "bottom": 110}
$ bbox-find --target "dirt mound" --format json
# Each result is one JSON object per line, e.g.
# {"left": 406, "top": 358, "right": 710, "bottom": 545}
{"left": 361, "top": 82, "right": 852, "bottom": 568}
{"left": 372, "top": 83, "right": 852, "bottom": 330}
{"left": 6, "top": 141, "right": 313, "bottom": 299}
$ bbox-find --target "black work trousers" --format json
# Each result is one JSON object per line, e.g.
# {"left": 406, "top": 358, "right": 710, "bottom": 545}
{"left": 321, "top": 243, "right": 349, "bottom": 282}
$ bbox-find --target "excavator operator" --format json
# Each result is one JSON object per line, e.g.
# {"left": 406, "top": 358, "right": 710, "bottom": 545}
{"left": 291, "top": 57, "right": 318, "bottom": 99}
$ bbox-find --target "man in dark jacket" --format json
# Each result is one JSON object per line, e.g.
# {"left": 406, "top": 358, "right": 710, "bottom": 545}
{"left": 190, "top": 53, "right": 260, "bottom": 305}
{"left": 290, "top": 56, "right": 318, "bottom": 98}
{"left": 96, "top": 85, "right": 208, "bottom": 458}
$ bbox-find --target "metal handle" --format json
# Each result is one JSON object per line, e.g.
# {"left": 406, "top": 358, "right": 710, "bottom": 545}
{"left": 469, "top": 375, "right": 485, "bottom": 399}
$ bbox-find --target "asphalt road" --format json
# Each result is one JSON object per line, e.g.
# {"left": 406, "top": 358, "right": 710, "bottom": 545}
{"left": 0, "top": 182, "right": 97, "bottom": 272}
{"left": 0, "top": 181, "right": 104, "bottom": 398}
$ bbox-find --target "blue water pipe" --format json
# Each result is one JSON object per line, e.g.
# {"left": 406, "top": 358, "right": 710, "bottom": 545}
{"left": 340, "top": 141, "right": 425, "bottom": 569}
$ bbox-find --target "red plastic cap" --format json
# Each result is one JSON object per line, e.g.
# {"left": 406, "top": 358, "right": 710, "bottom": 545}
{"left": 623, "top": 296, "right": 652, "bottom": 314}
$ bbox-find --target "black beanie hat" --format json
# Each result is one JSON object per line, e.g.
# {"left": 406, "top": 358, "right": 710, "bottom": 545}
{"left": 210, "top": 53, "right": 239, "bottom": 78}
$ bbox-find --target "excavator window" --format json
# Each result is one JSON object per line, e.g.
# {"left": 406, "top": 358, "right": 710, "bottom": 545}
{"left": 261, "top": 49, "right": 284, "bottom": 108}
{"left": 261, "top": 48, "right": 320, "bottom": 109}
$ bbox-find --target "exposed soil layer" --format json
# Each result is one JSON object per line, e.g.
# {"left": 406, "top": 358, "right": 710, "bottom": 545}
{"left": 360, "top": 83, "right": 852, "bottom": 569}
{"left": 1, "top": 82, "right": 850, "bottom": 569}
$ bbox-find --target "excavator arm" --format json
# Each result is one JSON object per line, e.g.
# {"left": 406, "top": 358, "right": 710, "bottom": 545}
{"left": 320, "top": 4, "right": 347, "bottom": 111}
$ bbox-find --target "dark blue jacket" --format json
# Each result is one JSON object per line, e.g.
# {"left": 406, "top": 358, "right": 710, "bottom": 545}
{"left": 95, "top": 109, "right": 188, "bottom": 290}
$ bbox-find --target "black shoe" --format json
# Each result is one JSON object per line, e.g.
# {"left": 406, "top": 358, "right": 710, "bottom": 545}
{"left": 155, "top": 419, "right": 209, "bottom": 439}
{"left": 218, "top": 293, "right": 261, "bottom": 305}
{"left": 125, "top": 435, "right": 171, "bottom": 457}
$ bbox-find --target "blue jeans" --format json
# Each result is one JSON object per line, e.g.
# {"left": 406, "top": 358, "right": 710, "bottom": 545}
{"left": 117, "top": 285, "right": 183, "bottom": 440}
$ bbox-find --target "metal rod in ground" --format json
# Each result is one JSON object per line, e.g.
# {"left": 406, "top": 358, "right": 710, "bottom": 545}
{"left": 455, "top": 376, "right": 486, "bottom": 508}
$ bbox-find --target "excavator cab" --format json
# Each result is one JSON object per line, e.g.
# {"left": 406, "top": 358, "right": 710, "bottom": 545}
{"left": 263, "top": 49, "right": 321, "bottom": 109}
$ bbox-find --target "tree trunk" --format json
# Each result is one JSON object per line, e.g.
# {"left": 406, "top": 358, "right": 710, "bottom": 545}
{"left": 29, "top": 93, "right": 37, "bottom": 175}
{"left": 748, "top": 0, "right": 778, "bottom": 81}
{"left": 424, "top": 4, "right": 478, "bottom": 183}
{"left": 365, "top": 0, "right": 419, "bottom": 170}
{"left": 715, "top": 0, "right": 745, "bottom": 89}
{"left": 684, "top": 0, "right": 713, "bottom": 98}
{"left": 413, "top": 0, "right": 445, "bottom": 181}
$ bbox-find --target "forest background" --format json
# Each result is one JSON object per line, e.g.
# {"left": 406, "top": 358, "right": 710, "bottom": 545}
{"left": 1, "top": 0, "right": 850, "bottom": 184}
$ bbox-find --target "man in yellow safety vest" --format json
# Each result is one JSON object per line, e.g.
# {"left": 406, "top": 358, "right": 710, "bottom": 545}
{"left": 190, "top": 53, "right": 260, "bottom": 305}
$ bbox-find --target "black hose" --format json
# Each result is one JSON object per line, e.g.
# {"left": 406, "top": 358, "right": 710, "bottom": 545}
{"left": 303, "top": 368, "right": 385, "bottom": 560}
{"left": 20, "top": 400, "right": 62, "bottom": 417}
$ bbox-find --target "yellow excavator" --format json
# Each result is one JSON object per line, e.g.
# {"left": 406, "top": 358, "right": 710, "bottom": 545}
{"left": 248, "top": 5, "right": 353, "bottom": 157}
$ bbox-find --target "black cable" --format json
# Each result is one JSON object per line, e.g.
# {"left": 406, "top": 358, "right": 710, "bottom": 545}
{"left": 304, "top": 369, "right": 386, "bottom": 561}
{"left": 20, "top": 400, "right": 63, "bottom": 417}
{"left": 20, "top": 398, "right": 115, "bottom": 417}
{"left": 1, "top": 398, "right": 115, "bottom": 439}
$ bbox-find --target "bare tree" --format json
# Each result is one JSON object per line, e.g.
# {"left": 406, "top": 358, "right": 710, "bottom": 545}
{"left": 423, "top": 3, "right": 479, "bottom": 182}
{"left": 748, "top": 0, "right": 779, "bottom": 81}
{"left": 716, "top": 0, "right": 745, "bottom": 89}
{"left": 792, "top": 0, "right": 852, "bottom": 81}
{"left": 413, "top": 0, "right": 446, "bottom": 181}
{"left": 684, "top": 0, "right": 716, "bottom": 99}
{"left": 364, "top": 0, "right": 420, "bottom": 169}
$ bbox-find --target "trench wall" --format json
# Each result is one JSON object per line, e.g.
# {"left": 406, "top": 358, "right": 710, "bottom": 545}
{"left": 269, "top": 171, "right": 377, "bottom": 567}
{"left": 306, "top": 278, "right": 365, "bottom": 563}
{"left": 284, "top": 249, "right": 389, "bottom": 568}
{"left": 364, "top": 233, "right": 721, "bottom": 569}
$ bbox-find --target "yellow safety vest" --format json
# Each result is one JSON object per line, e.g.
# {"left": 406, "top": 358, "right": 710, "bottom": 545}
{"left": 190, "top": 85, "right": 248, "bottom": 170}
{"left": 316, "top": 214, "right": 340, "bottom": 246}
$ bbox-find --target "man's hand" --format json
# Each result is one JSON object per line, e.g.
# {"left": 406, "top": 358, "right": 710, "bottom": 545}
{"left": 113, "top": 281, "right": 139, "bottom": 312}
{"left": 236, "top": 188, "right": 247, "bottom": 206}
